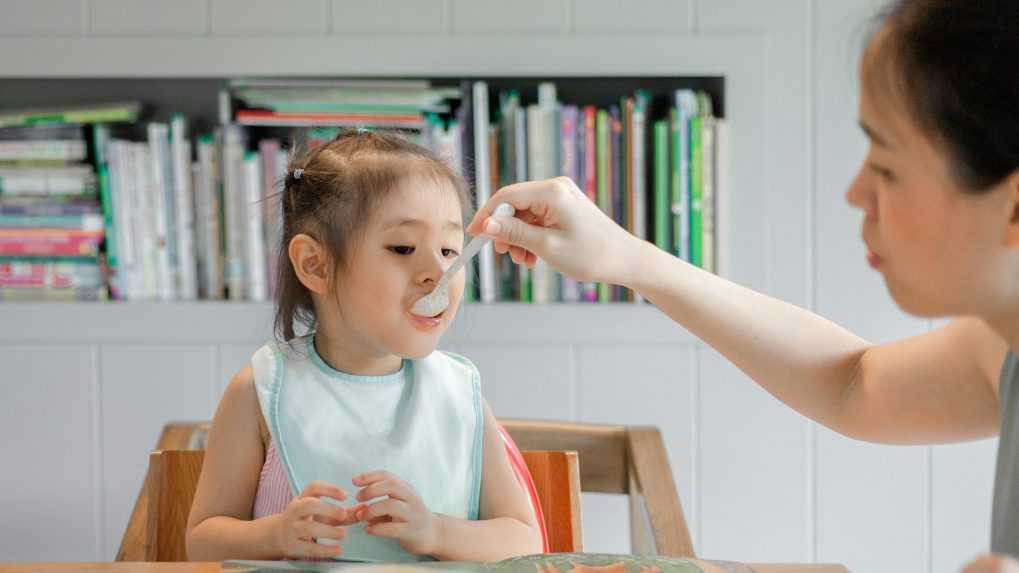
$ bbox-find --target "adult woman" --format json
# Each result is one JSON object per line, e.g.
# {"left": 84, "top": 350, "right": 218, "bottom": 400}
{"left": 469, "top": 0, "right": 1018, "bottom": 570}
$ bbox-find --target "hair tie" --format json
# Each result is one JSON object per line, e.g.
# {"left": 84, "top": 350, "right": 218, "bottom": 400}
{"left": 357, "top": 127, "right": 369, "bottom": 135}
{"left": 293, "top": 168, "right": 304, "bottom": 180}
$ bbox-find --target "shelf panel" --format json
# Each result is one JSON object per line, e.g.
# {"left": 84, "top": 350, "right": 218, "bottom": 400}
{"left": 0, "top": 301, "right": 697, "bottom": 345}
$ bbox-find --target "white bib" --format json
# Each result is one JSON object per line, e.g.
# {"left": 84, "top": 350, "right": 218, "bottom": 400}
{"left": 251, "top": 335, "right": 483, "bottom": 562}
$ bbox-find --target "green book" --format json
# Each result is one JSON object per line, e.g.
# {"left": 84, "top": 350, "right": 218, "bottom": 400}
{"left": 653, "top": 119, "right": 670, "bottom": 253}
{"left": 595, "top": 110, "right": 610, "bottom": 303}
{"left": 690, "top": 114, "right": 704, "bottom": 269}
{"left": 0, "top": 102, "right": 140, "bottom": 128}
{"left": 93, "top": 125, "right": 116, "bottom": 277}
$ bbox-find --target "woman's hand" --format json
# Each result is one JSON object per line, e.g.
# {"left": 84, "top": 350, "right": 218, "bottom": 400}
{"left": 353, "top": 470, "right": 441, "bottom": 556}
{"left": 962, "top": 554, "right": 1019, "bottom": 573}
{"left": 467, "top": 177, "right": 644, "bottom": 285}
{"left": 268, "top": 480, "right": 364, "bottom": 559}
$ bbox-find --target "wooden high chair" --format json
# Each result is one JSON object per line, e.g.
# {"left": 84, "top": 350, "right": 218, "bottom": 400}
{"left": 143, "top": 448, "right": 581, "bottom": 561}
{"left": 118, "top": 419, "right": 690, "bottom": 560}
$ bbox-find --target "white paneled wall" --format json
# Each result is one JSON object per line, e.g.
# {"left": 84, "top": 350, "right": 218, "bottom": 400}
{"left": 0, "top": 1, "right": 1000, "bottom": 571}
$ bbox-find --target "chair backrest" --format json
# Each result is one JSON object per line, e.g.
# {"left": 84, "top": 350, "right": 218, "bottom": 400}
{"left": 146, "top": 450, "right": 204, "bottom": 561}
{"left": 120, "top": 418, "right": 693, "bottom": 559}
{"left": 144, "top": 448, "right": 581, "bottom": 561}
{"left": 500, "top": 418, "right": 694, "bottom": 557}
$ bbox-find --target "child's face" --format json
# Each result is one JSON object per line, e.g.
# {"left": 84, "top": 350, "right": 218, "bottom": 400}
{"left": 332, "top": 174, "right": 465, "bottom": 359}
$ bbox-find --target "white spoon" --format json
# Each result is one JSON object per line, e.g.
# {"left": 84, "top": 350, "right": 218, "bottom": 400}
{"left": 411, "top": 203, "right": 515, "bottom": 317}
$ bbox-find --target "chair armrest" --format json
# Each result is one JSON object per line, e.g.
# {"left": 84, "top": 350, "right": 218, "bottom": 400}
{"left": 626, "top": 427, "right": 695, "bottom": 557}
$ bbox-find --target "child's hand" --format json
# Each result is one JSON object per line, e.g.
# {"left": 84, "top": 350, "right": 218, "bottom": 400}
{"left": 353, "top": 470, "right": 441, "bottom": 557}
{"left": 269, "top": 480, "right": 367, "bottom": 559}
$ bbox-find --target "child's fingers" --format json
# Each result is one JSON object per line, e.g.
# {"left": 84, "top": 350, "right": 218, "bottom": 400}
{"left": 351, "top": 470, "right": 396, "bottom": 487}
{"left": 339, "top": 502, "right": 370, "bottom": 524}
{"left": 293, "top": 539, "right": 344, "bottom": 559}
{"left": 295, "top": 497, "right": 348, "bottom": 523}
{"left": 356, "top": 478, "right": 413, "bottom": 503}
{"left": 363, "top": 521, "right": 407, "bottom": 539}
{"left": 358, "top": 499, "right": 409, "bottom": 523}
{"left": 298, "top": 519, "right": 348, "bottom": 542}
{"left": 299, "top": 480, "right": 348, "bottom": 502}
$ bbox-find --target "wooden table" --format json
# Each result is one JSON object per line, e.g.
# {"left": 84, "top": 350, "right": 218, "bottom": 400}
{"left": 0, "top": 563, "right": 848, "bottom": 573}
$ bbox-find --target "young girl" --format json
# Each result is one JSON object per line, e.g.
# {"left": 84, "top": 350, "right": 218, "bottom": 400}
{"left": 186, "top": 130, "right": 542, "bottom": 562}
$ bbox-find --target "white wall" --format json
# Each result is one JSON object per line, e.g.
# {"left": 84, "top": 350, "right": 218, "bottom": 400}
{"left": 0, "top": 1, "right": 998, "bottom": 572}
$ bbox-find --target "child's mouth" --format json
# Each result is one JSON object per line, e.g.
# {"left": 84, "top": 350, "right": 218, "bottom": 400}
{"left": 408, "top": 308, "right": 444, "bottom": 330}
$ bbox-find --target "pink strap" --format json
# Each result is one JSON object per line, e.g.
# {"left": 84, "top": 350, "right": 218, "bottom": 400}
{"left": 497, "top": 422, "right": 550, "bottom": 553}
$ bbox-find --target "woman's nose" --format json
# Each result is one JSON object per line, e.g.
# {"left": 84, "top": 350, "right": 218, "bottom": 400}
{"left": 846, "top": 166, "right": 877, "bottom": 218}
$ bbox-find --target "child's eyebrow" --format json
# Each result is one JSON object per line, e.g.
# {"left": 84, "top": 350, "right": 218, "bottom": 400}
{"left": 382, "top": 218, "right": 463, "bottom": 231}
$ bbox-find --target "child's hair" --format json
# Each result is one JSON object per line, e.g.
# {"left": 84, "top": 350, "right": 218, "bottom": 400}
{"left": 273, "top": 129, "right": 472, "bottom": 342}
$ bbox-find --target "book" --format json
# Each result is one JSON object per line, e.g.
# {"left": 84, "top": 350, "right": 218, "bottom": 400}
{"left": 221, "top": 125, "right": 248, "bottom": 300}
{"left": 243, "top": 151, "right": 268, "bottom": 302}
{"left": 171, "top": 115, "right": 199, "bottom": 300}
{"left": 0, "top": 101, "right": 140, "bottom": 128}
{"left": 194, "top": 135, "right": 225, "bottom": 300}
{"left": 0, "top": 165, "right": 96, "bottom": 195}
{"left": 148, "top": 123, "right": 176, "bottom": 300}
{"left": 472, "top": 81, "right": 496, "bottom": 304}
{"left": 0, "top": 229, "right": 103, "bottom": 257}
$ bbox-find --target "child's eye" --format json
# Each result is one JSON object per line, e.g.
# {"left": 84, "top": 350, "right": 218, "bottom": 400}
{"left": 389, "top": 246, "right": 415, "bottom": 255}
{"left": 442, "top": 248, "right": 459, "bottom": 258}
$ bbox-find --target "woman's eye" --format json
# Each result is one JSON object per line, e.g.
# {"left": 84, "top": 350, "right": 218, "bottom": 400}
{"left": 870, "top": 164, "right": 896, "bottom": 183}
{"left": 389, "top": 246, "right": 415, "bottom": 255}
{"left": 442, "top": 248, "right": 459, "bottom": 258}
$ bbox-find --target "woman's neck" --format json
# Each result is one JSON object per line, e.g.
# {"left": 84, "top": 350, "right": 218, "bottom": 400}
{"left": 312, "top": 324, "right": 403, "bottom": 376}
{"left": 987, "top": 309, "right": 1019, "bottom": 357}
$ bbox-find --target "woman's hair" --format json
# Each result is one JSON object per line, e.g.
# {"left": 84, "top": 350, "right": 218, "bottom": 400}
{"left": 273, "top": 129, "right": 472, "bottom": 342}
{"left": 866, "top": 0, "right": 1019, "bottom": 191}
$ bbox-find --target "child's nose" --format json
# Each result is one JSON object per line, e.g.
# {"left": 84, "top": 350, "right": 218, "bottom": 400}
{"left": 416, "top": 252, "right": 447, "bottom": 285}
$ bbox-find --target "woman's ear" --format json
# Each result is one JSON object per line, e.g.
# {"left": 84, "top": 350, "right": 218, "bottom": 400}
{"left": 289, "top": 233, "right": 330, "bottom": 295}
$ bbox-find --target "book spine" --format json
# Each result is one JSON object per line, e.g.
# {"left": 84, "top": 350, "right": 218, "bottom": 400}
{"left": 581, "top": 106, "right": 598, "bottom": 302}
{"left": 92, "top": 124, "right": 118, "bottom": 297}
{"left": 171, "top": 115, "right": 198, "bottom": 300}
{"left": 714, "top": 119, "right": 730, "bottom": 279}
{"left": 559, "top": 105, "right": 580, "bottom": 303}
{"left": 472, "top": 81, "right": 496, "bottom": 304}
{"left": 513, "top": 107, "right": 531, "bottom": 303}
{"left": 132, "top": 142, "right": 159, "bottom": 299}
{"left": 0, "top": 166, "right": 97, "bottom": 195}
{"left": 222, "top": 126, "right": 247, "bottom": 300}
{"left": 147, "top": 123, "right": 176, "bottom": 300}
{"left": 690, "top": 114, "right": 704, "bottom": 269}
{"left": 0, "top": 140, "right": 87, "bottom": 162}
{"left": 527, "top": 104, "right": 550, "bottom": 304}
{"left": 195, "top": 136, "right": 225, "bottom": 299}
{"left": 0, "top": 232, "right": 102, "bottom": 257}
{"left": 596, "top": 110, "right": 610, "bottom": 303}
{"left": 243, "top": 152, "right": 268, "bottom": 302}
{"left": 112, "top": 141, "right": 138, "bottom": 299}
{"left": 0, "top": 213, "right": 103, "bottom": 230}
{"left": 701, "top": 116, "right": 716, "bottom": 275}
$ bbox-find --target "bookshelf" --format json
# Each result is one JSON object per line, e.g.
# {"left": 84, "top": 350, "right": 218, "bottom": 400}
{"left": 0, "top": 28, "right": 812, "bottom": 565}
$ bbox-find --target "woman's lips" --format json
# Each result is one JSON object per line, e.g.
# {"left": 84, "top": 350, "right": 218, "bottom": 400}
{"left": 866, "top": 248, "right": 883, "bottom": 268}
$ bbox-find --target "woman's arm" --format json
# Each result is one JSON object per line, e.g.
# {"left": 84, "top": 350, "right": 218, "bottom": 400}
{"left": 470, "top": 177, "right": 1008, "bottom": 445}
{"left": 429, "top": 400, "right": 543, "bottom": 561}
{"left": 631, "top": 241, "right": 1006, "bottom": 444}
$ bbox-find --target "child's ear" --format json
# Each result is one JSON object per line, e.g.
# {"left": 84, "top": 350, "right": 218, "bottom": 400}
{"left": 289, "top": 234, "right": 330, "bottom": 294}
